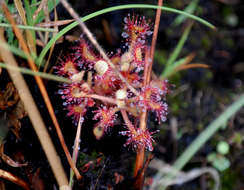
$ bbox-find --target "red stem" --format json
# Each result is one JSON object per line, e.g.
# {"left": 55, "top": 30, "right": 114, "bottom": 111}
{"left": 134, "top": 1, "right": 163, "bottom": 189}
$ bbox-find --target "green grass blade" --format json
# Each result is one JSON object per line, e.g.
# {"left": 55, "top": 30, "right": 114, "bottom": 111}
{"left": 0, "top": 23, "right": 58, "bottom": 32}
{"left": 0, "top": 42, "right": 27, "bottom": 58}
{"left": 34, "top": 0, "right": 59, "bottom": 24}
{"left": 0, "top": 62, "right": 71, "bottom": 83}
{"left": 161, "top": 56, "right": 187, "bottom": 78}
{"left": 160, "top": 23, "right": 193, "bottom": 78}
{"left": 153, "top": 94, "right": 244, "bottom": 189}
{"left": 172, "top": 0, "right": 200, "bottom": 26}
{"left": 37, "top": 4, "right": 215, "bottom": 66}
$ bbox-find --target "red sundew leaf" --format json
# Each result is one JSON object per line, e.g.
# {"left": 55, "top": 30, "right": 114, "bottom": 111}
{"left": 76, "top": 38, "right": 98, "bottom": 64}
{"left": 110, "top": 54, "right": 121, "bottom": 66}
{"left": 55, "top": 56, "right": 79, "bottom": 77}
{"left": 60, "top": 83, "right": 89, "bottom": 104}
{"left": 121, "top": 71, "right": 141, "bottom": 87}
{"left": 150, "top": 79, "right": 169, "bottom": 96}
{"left": 93, "top": 106, "right": 118, "bottom": 132}
{"left": 120, "top": 128, "right": 157, "bottom": 151}
{"left": 135, "top": 85, "right": 168, "bottom": 123}
{"left": 123, "top": 15, "right": 152, "bottom": 43}
{"left": 66, "top": 103, "right": 87, "bottom": 122}
{"left": 94, "top": 68, "right": 121, "bottom": 95}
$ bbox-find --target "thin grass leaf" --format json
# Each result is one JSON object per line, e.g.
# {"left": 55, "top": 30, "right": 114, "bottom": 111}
{"left": 34, "top": 0, "right": 59, "bottom": 24}
{"left": 166, "top": 22, "right": 193, "bottom": 67}
{"left": 36, "top": 19, "right": 74, "bottom": 27}
{"left": 0, "top": 62, "right": 71, "bottom": 83}
{"left": 14, "top": 0, "right": 27, "bottom": 24}
{"left": 37, "top": 4, "right": 215, "bottom": 66}
{"left": 152, "top": 93, "right": 244, "bottom": 190}
{"left": 0, "top": 42, "right": 27, "bottom": 58}
{"left": 0, "top": 23, "right": 58, "bottom": 32}
{"left": 172, "top": 0, "right": 200, "bottom": 26}
{"left": 176, "top": 63, "right": 209, "bottom": 71}
{"left": 15, "top": 0, "right": 37, "bottom": 55}
{"left": 161, "top": 53, "right": 195, "bottom": 78}
{"left": 23, "top": 0, "right": 34, "bottom": 25}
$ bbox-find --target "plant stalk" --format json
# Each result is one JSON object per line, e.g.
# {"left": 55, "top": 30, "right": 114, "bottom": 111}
{"left": 134, "top": 1, "right": 163, "bottom": 189}
{"left": 0, "top": 28, "right": 69, "bottom": 190}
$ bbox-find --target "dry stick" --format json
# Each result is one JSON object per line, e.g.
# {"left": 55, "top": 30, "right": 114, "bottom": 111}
{"left": 69, "top": 115, "right": 83, "bottom": 187}
{"left": 0, "top": 2, "right": 81, "bottom": 180}
{"left": 134, "top": 1, "right": 163, "bottom": 189}
{"left": 0, "top": 28, "right": 69, "bottom": 190}
{"left": 0, "top": 168, "right": 30, "bottom": 190}
{"left": 59, "top": 0, "right": 139, "bottom": 96}
{"left": 86, "top": 94, "right": 117, "bottom": 105}
{"left": 120, "top": 109, "right": 137, "bottom": 134}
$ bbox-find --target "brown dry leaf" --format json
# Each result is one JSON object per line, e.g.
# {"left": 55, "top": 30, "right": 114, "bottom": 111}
{"left": 0, "top": 168, "right": 30, "bottom": 190}
{"left": 0, "top": 143, "right": 27, "bottom": 167}
{"left": 0, "top": 82, "right": 19, "bottom": 110}
{"left": 14, "top": 0, "right": 27, "bottom": 25}
{"left": 0, "top": 82, "right": 27, "bottom": 139}
{"left": 176, "top": 63, "right": 210, "bottom": 71}
{"left": 33, "top": 0, "right": 47, "bottom": 20}
{"left": 14, "top": 0, "right": 36, "bottom": 54}
{"left": 36, "top": 19, "right": 74, "bottom": 28}
{"left": 43, "top": 0, "right": 59, "bottom": 72}
{"left": 7, "top": 100, "right": 27, "bottom": 139}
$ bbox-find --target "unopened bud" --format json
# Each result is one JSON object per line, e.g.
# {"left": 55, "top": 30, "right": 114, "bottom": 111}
{"left": 120, "top": 52, "right": 132, "bottom": 71}
{"left": 71, "top": 71, "right": 85, "bottom": 83}
{"left": 116, "top": 89, "right": 127, "bottom": 108}
{"left": 95, "top": 60, "right": 108, "bottom": 76}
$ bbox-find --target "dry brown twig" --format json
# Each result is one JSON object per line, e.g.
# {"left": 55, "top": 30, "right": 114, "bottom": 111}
{"left": 0, "top": 28, "right": 69, "bottom": 190}
{"left": 0, "top": 1, "right": 81, "bottom": 180}
{"left": 0, "top": 168, "right": 30, "bottom": 190}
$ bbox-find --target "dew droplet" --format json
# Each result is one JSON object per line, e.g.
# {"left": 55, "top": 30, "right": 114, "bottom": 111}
{"left": 146, "top": 31, "right": 153, "bottom": 36}
{"left": 121, "top": 32, "right": 129, "bottom": 38}
{"left": 58, "top": 90, "right": 63, "bottom": 95}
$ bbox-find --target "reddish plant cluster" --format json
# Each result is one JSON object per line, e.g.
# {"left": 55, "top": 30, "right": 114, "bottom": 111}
{"left": 56, "top": 15, "right": 169, "bottom": 151}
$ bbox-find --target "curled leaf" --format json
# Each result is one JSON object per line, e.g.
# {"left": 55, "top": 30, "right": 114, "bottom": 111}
{"left": 0, "top": 144, "right": 27, "bottom": 167}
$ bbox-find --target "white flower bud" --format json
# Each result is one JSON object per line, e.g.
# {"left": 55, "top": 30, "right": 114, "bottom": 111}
{"left": 120, "top": 52, "right": 132, "bottom": 71}
{"left": 116, "top": 89, "right": 127, "bottom": 108}
{"left": 95, "top": 60, "right": 108, "bottom": 76}
{"left": 70, "top": 71, "right": 84, "bottom": 83}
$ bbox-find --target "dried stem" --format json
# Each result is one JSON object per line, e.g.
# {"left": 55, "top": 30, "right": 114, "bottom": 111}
{"left": 69, "top": 115, "right": 83, "bottom": 187}
{"left": 0, "top": 1, "right": 81, "bottom": 180}
{"left": 59, "top": 0, "right": 139, "bottom": 96}
{"left": 86, "top": 94, "right": 117, "bottom": 105}
{"left": 0, "top": 169, "right": 30, "bottom": 190}
{"left": 0, "top": 28, "right": 69, "bottom": 190}
{"left": 120, "top": 109, "right": 136, "bottom": 134}
{"left": 134, "top": 1, "right": 163, "bottom": 189}
{"left": 134, "top": 48, "right": 150, "bottom": 189}
{"left": 148, "top": 0, "right": 163, "bottom": 83}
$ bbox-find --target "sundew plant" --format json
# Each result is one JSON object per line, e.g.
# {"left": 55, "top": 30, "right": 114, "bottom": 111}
{"left": 56, "top": 14, "right": 169, "bottom": 152}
